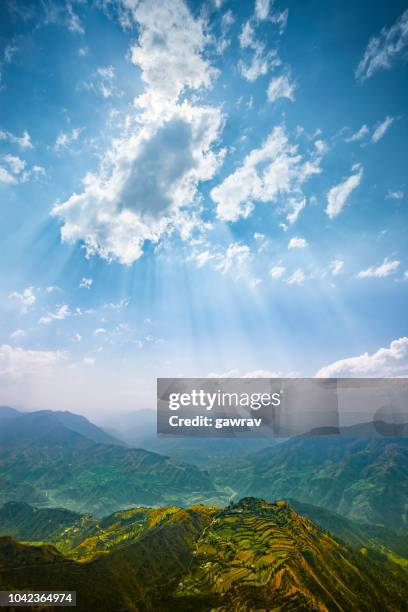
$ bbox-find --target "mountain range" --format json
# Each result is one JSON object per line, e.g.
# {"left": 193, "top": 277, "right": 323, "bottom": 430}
{"left": 1, "top": 498, "right": 407, "bottom": 611}
{"left": 0, "top": 407, "right": 225, "bottom": 514}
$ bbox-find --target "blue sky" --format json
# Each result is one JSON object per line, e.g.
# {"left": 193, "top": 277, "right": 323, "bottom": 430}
{"left": 0, "top": 0, "right": 407, "bottom": 418}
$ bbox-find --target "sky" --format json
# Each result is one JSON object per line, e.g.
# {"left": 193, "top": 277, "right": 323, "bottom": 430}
{"left": 0, "top": 0, "right": 407, "bottom": 419}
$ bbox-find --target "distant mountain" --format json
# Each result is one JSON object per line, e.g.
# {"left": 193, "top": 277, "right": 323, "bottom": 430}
{"left": 0, "top": 406, "right": 21, "bottom": 420}
{"left": 101, "top": 409, "right": 279, "bottom": 468}
{"left": 0, "top": 412, "right": 223, "bottom": 514}
{"left": 1, "top": 498, "right": 407, "bottom": 611}
{"left": 233, "top": 435, "right": 408, "bottom": 528}
{"left": 0, "top": 406, "right": 121, "bottom": 446}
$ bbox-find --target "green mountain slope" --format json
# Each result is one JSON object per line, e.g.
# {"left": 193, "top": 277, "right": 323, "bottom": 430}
{"left": 233, "top": 436, "right": 408, "bottom": 528}
{"left": 0, "top": 414, "right": 223, "bottom": 514}
{"left": 1, "top": 499, "right": 408, "bottom": 611}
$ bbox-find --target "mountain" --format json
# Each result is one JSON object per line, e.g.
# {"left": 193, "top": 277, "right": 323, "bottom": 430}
{"left": 0, "top": 406, "right": 121, "bottom": 446}
{"left": 0, "top": 412, "right": 224, "bottom": 514}
{"left": 0, "top": 406, "right": 20, "bottom": 420}
{"left": 1, "top": 498, "right": 407, "bottom": 611}
{"left": 101, "top": 409, "right": 279, "bottom": 468}
{"left": 232, "top": 435, "right": 408, "bottom": 528}
{"left": 288, "top": 499, "right": 408, "bottom": 567}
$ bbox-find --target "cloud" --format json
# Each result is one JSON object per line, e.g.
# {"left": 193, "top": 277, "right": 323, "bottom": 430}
{"left": 8, "top": 287, "right": 36, "bottom": 313}
{"left": 54, "top": 127, "right": 82, "bottom": 151}
{"left": 83, "top": 357, "right": 96, "bottom": 366}
{"left": 211, "top": 126, "right": 322, "bottom": 222}
{"left": 207, "top": 368, "right": 284, "bottom": 378}
{"left": 267, "top": 74, "right": 296, "bottom": 103}
{"left": 0, "top": 344, "right": 65, "bottom": 380}
{"left": 371, "top": 116, "right": 394, "bottom": 143}
{"left": 79, "top": 277, "right": 93, "bottom": 289}
{"left": 345, "top": 124, "right": 369, "bottom": 143}
{"left": 386, "top": 190, "right": 404, "bottom": 200}
{"left": 66, "top": 2, "right": 84, "bottom": 34}
{"left": 288, "top": 236, "right": 307, "bottom": 249}
{"left": 255, "top": 0, "right": 271, "bottom": 21}
{"left": 39, "top": 304, "right": 71, "bottom": 325}
{"left": 0, "top": 154, "right": 43, "bottom": 185}
{"left": 356, "top": 9, "right": 408, "bottom": 80}
{"left": 214, "top": 242, "right": 251, "bottom": 274}
{"left": 238, "top": 18, "right": 281, "bottom": 82}
{"left": 326, "top": 164, "right": 363, "bottom": 219}
{"left": 286, "top": 197, "right": 306, "bottom": 225}
{"left": 329, "top": 259, "right": 344, "bottom": 275}
{"left": 270, "top": 265, "right": 286, "bottom": 279}
{"left": 287, "top": 268, "right": 305, "bottom": 285}
{"left": 52, "top": 0, "right": 224, "bottom": 265}
{"left": 0, "top": 129, "right": 33, "bottom": 149}
{"left": 10, "top": 329, "right": 26, "bottom": 341}
{"left": 356, "top": 257, "right": 400, "bottom": 279}
{"left": 316, "top": 337, "right": 408, "bottom": 377}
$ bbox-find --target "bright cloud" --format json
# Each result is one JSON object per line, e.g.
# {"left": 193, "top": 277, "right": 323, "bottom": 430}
{"left": 214, "top": 242, "right": 251, "bottom": 274}
{"left": 371, "top": 116, "right": 394, "bottom": 143}
{"left": 0, "top": 129, "right": 33, "bottom": 149}
{"left": 0, "top": 344, "right": 65, "bottom": 380}
{"left": 267, "top": 74, "right": 296, "bottom": 103}
{"left": 326, "top": 164, "right": 363, "bottom": 219}
{"left": 356, "top": 9, "right": 408, "bottom": 80}
{"left": 270, "top": 265, "right": 286, "bottom": 279}
{"left": 54, "top": 127, "right": 82, "bottom": 151}
{"left": 330, "top": 259, "right": 344, "bottom": 275}
{"left": 79, "top": 277, "right": 93, "bottom": 289}
{"left": 255, "top": 0, "right": 271, "bottom": 21}
{"left": 386, "top": 190, "right": 404, "bottom": 200}
{"left": 52, "top": 0, "right": 224, "bottom": 266}
{"left": 345, "top": 124, "right": 369, "bottom": 143}
{"left": 39, "top": 304, "right": 71, "bottom": 325}
{"left": 288, "top": 236, "right": 307, "bottom": 249}
{"left": 212, "top": 126, "right": 322, "bottom": 222}
{"left": 356, "top": 257, "right": 400, "bottom": 279}
{"left": 287, "top": 268, "right": 305, "bottom": 285}
{"left": 316, "top": 337, "right": 408, "bottom": 377}
{"left": 8, "top": 287, "right": 36, "bottom": 313}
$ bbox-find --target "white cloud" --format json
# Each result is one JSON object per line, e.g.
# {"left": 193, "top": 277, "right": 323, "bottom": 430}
{"left": 207, "top": 368, "right": 284, "bottom": 378}
{"left": 316, "top": 337, "right": 408, "bottom": 377}
{"left": 404, "top": 271, "right": 408, "bottom": 281}
{"left": 267, "top": 74, "right": 296, "bottom": 103}
{"left": 356, "top": 9, "right": 408, "bottom": 80}
{"left": 356, "top": 257, "right": 400, "bottom": 279}
{"left": 10, "top": 329, "right": 26, "bottom": 341}
{"left": 288, "top": 236, "right": 307, "bottom": 249}
{"left": 238, "top": 18, "right": 281, "bottom": 82}
{"left": 386, "top": 190, "right": 404, "bottom": 200}
{"left": 287, "top": 268, "right": 305, "bottom": 285}
{"left": 83, "top": 357, "right": 96, "bottom": 366}
{"left": 52, "top": 0, "right": 224, "bottom": 265}
{"left": 345, "top": 124, "right": 369, "bottom": 143}
{"left": 255, "top": 0, "right": 271, "bottom": 21}
{"left": 270, "top": 265, "right": 286, "bottom": 279}
{"left": 214, "top": 242, "right": 251, "bottom": 274}
{"left": 330, "top": 259, "right": 344, "bottom": 275}
{"left": 326, "top": 164, "right": 363, "bottom": 219}
{"left": 286, "top": 197, "right": 305, "bottom": 224}
{"left": 54, "top": 127, "right": 82, "bottom": 151}
{"left": 194, "top": 250, "right": 216, "bottom": 268}
{"left": 79, "top": 277, "right": 93, "bottom": 289}
{"left": 211, "top": 126, "right": 322, "bottom": 222}
{"left": 3, "top": 154, "right": 25, "bottom": 174}
{"left": 66, "top": 2, "right": 84, "bottom": 34}
{"left": 0, "top": 129, "right": 33, "bottom": 149}
{"left": 0, "top": 344, "right": 65, "bottom": 380}
{"left": 8, "top": 287, "right": 36, "bottom": 313}
{"left": 39, "top": 304, "right": 71, "bottom": 325}
{"left": 371, "top": 116, "right": 394, "bottom": 143}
